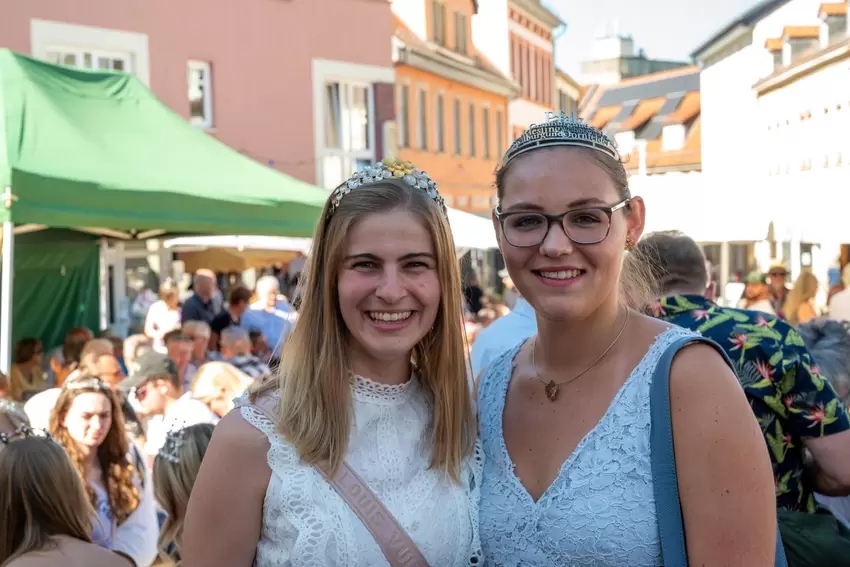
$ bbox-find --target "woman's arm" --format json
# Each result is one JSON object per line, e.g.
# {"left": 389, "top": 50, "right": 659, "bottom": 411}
{"left": 112, "top": 445, "right": 159, "bottom": 567}
{"left": 670, "top": 344, "right": 777, "bottom": 565}
{"left": 144, "top": 303, "right": 161, "bottom": 340}
{"left": 181, "top": 410, "right": 271, "bottom": 567}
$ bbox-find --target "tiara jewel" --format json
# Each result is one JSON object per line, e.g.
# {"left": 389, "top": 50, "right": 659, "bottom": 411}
{"left": 328, "top": 158, "right": 448, "bottom": 219}
{"left": 64, "top": 378, "right": 111, "bottom": 392}
{"left": 0, "top": 425, "right": 53, "bottom": 445}
{"left": 503, "top": 111, "right": 620, "bottom": 167}
{"left": 158, "top": 427, "right": 187, "bottom": 464}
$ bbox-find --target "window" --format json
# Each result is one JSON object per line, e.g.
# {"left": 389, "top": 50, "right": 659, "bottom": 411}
{"left": 431, "top": 1, "right": 447, "bottom": 46}
{"left": 614, "top": 131, "right": 635, "bottom": 154}
{"left": 520, "top": 43, "right": 529, "bottom": 97}
{"left": 453, "top": 98, "right": 462, "bottom": 155}
{"left": 559, "top": 91, "right": 577, "bottom": 115}
{"left": 468, "top": 103, "right": 476, "bottom": 157}
{"left": 435, "top": 94, "right": 445, "bottom": 152}
{"left": 773, "top": 50, "right": 783, "bottom": 68}
{"left": 320, "top": 81, "right": 373, "bottom": 189}
{"left": 661, "top": 124, "right": 685, "bottom": 151}
{"left": 187, "top": 61, "right": 213, "bottom": 129}
{"left": 530, "top": 49, "right": 538, "bottom": 101}
{"left": 483, "top": 107, "right": 491, "bottom": 159}
{"left": 454, "top": 12, "right": 468, "bottom": 55}
{"left": 417, "top": 88, "right": 428, "bottom": 150}
{"left": 510, "top": 37, "right": 519, "bottom": 80}
{"left": 496, "top": 109, "right": 504, "bottom": 154}
{"left": 47, "top": 47, "right": 131, "bottom": 72}
{"left": 398, "top": 85, "right": 410, "bottom": 148}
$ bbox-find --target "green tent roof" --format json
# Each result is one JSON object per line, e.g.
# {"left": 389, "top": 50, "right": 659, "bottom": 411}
{"left": 0, "top": 49, "right": 328, "bottom": 237}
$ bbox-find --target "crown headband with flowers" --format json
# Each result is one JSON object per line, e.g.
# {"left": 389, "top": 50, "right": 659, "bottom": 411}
{"left": 503, "top": 111, "right": 620, "bottom": 167}
{"left": 158, "top": 426, "right": 187, "bottom": 464}
{"left": 0, "top": 424, "right": 54, "bottom": 445}
{"left": 328, "top": 158, "right": 448, "bottom": 219}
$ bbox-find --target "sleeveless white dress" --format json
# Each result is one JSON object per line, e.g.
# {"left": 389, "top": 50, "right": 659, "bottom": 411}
{"left": 239, "top": 374, "right": 483, "bottom": 566}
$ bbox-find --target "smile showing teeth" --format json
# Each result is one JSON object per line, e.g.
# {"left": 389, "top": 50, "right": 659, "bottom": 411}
{"left": 368, "top": 311, "right": 412, "bottom": 322}
{"left": 537, "top": 269, "right": 583, "bottom": 280}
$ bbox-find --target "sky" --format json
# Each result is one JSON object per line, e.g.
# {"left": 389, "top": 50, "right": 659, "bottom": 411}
{"left": 546, "top": 0, "right": 763, "bottom": 76}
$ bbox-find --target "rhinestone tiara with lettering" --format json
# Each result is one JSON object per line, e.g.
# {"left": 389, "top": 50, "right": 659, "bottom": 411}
{"left": 503, "top": 111, "right": 620, "bottom": 166}
{"left": 158, "top": 427, "right": 187, "bottom": 464}
{"left": 329, "top": 158, "right": 448, "bottom": 219}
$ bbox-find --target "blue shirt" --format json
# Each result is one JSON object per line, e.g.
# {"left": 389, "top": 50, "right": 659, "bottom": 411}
{"left": 470, "top": 298, "right": 537, "bottom": 377}
{"left": 181, "top": 294, "right": 217, "bottom": 325}
{"left": 241, "top": 301, "right": 295, "bottom": 357}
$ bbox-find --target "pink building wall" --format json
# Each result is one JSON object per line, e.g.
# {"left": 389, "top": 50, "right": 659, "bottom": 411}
{"left": 0, "top": 0, "right": 394, "bottom": 183}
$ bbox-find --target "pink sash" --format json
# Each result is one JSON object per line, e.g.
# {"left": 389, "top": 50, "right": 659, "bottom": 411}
{"left": 250, "top": 401, "right": 430, "bottom": 567}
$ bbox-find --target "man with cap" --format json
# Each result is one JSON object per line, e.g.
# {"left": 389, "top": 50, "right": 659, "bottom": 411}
{"left": 121, "top": 351, "right": 219, "bottom": 466}
{"left": 767, "top": 261, "right": 790, "bottom": 317}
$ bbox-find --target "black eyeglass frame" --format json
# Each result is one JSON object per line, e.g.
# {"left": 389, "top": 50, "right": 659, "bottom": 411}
{"left": 494, "top": 198, "right": 631, "bottom": 248}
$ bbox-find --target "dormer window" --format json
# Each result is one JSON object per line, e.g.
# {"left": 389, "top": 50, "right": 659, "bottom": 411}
{"left": 614, "top": 131, "right": 635, "bottom": 154}
{"left": 820, "top": 2, "right": 849, "bottom": 44}
{"left": 662, "top": 124, "right": 686, "bottom": 151}
{"left": 765, "top": 37, "right": 783, "bottom": 69}
{"left": 431, "top": 0, "right": 447, "bottom": 46}
{"left": 454, "top": 11, "right": 469, "bottom": 55}
{"left": 783, "top": 26, "right": 821, "bottom": 62}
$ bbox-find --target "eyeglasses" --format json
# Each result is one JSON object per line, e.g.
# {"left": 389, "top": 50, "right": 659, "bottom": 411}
{"left": 495, "top": 199, "right": 630, "bottom": 248}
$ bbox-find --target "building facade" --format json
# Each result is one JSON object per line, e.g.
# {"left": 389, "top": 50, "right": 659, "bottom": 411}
{"left": 0, "top": 1, "right": 396, "bottom": 190}
{"left": 555, "top": 68, "right": 581, "bottom": 116}
{"left": 579, "top": 33, "right": 690, "bottom": 86}
{"left": 392, "top": 0, "right": 518, "bottom": 213}
{"left": 472, "top": 0, "right": 563, "bottom": 140}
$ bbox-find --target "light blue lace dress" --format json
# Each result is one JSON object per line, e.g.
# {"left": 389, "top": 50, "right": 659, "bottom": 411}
{"left": 478, "top": 326, "right": 694, "bottom": 566}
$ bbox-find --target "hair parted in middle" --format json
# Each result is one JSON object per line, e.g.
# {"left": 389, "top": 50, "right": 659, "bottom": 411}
{"left": 252, "top": 158, "right": 476, "bottom": 482}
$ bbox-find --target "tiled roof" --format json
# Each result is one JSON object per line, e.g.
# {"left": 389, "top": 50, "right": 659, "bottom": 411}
{"left": 691, "top": 0, "right": 792, "bottom": 59}
{"left": 663, "top": 91, "right": 700, "bottom": 124}
{"left": 616, "top": 97, "right": 666, "bottom": 131}
{"left": 624, "top": 117, "right": 702, "bottom": 170}
{"left": 783, "top": 25, "right": 821, "bottom": 39}
{"left": 765, "top": 37, "right": 784, "bottom": 51}
{"left": 589, "top": 106, "right": 620, "bottom": 129}
{"left": 593, "top": 66, "right": 699, "bottom": 108}
{"left": 819, "top": 2, "right": 848, "bottom": 15}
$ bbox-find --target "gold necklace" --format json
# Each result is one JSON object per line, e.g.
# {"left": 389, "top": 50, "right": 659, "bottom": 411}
{"left": 532, "top": 308, "right": 630, "bottom": 402}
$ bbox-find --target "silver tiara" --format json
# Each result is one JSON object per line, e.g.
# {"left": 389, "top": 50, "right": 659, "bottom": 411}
{"left": 158, "top": 427, "right": 187, "bottom": 464}
{"left": 329, "top": 158, "right": 448, "bottom": 219}
{"left": 64, "top": 377, "right": 111, "bottom": 392}
{"left": 0, "top": 425, "right": 53, "bottom": 445}
{"left": 503, "top": 111, "right": 620, "bottom": 166}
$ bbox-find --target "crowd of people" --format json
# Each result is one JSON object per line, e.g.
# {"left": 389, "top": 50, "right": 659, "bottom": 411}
{"left": 3, "top": 113, "right": 850, "bottom": 566}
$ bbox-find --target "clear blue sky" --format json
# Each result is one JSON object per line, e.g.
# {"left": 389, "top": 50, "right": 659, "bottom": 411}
{"left": 546, "top": 0, "right": 762, "bottom": 76}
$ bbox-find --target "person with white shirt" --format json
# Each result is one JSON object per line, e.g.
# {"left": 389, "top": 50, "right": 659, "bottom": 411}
{"left": 118, "top": 352, "right": 219, "bottom": 467}
{"left": 470, "top": 295, "right": 537, "bottom": 377}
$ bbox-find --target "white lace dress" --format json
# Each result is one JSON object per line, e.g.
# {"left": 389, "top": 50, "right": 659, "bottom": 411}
{"left": 239, "top": 375, "right": 483, "bottom": 567}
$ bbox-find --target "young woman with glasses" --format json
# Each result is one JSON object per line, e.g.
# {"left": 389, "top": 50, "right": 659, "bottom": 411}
{"left": 476, "top": 112, "right": 778, "bottom": 565}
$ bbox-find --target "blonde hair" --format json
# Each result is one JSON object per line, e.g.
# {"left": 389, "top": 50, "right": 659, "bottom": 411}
{"left": 49, "top": 383, "right": 141, "bottom": 525}
{"left": 191, "top": 362, "right": 251, "bottom": 415}
{"left": 253, "top": 180, "right": 476, "bottom": 481}
{"left": 0, "top": 436, "right": 95, "bottom": 564}
{"left": 153, "top": 423, "right": 214, "bottom": 566}
{"left": 183, "top": 320, "right": 211, "bottom": 339}
{"left": 783, "top": 271, "right": 819, "bottom": 326}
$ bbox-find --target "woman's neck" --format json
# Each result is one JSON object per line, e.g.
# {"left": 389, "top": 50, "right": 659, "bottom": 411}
{"left": 535, "top": 297, "right": 625, "bottom": 372}
{"left": 77, "top": 443, "right": 99, "bottom": 469}
{"left": 349, "top": 355, "right": 411, "bottom": 386}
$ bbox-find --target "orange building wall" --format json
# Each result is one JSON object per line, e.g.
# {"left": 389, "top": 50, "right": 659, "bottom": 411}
{"left": 395, "top": 65, "right": 509, "bottom": 213}
{"left": 425, "top": 0, "right": 477, "bottom": 54}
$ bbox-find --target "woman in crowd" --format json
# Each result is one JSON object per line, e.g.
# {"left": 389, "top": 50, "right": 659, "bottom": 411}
{"left": 0, "top": 430, "right": 128, "bottom": 567}
{"left": 784, "top": 271, "right": 819, "bottom": 326}
{"left": 9, "top": 338, "right": 47, "bottom": 402}
{"left": 183, "top": 158, "right": 481, "bottom": 566}
{"left": 153, "top": 424, "right": 215, "bottom": 566}
{"left": 145, "top": 282, "right": 183, "bottom": 353}
{"left": 189, "top": 362, "right": 251, "bottom": 418}
{"left": 476, "top": 112, "right": 777, "bottom": 565}
{"left": 49, "top": 378, "right": 158, "bottom": 567}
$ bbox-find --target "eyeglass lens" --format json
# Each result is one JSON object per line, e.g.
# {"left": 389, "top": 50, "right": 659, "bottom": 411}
{"left": 502, "top": 209, "right": 611, "bottom": 247}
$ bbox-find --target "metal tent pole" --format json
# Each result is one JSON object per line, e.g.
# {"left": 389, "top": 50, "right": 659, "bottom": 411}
{"left": 0, "top": 219, "right": 14, "bottom": 374}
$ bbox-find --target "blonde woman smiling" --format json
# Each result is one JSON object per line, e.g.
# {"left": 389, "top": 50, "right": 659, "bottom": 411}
{"left": 183, "top": 159, "right": 480, "bottom": 566}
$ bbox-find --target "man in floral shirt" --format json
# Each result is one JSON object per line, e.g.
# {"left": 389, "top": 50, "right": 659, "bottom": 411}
{"left": 639, "top": 231, "right": 850, "bottom": 513}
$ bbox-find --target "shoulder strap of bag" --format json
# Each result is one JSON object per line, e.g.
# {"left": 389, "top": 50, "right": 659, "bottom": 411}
{"left": 248, "top": 399, "right": 431, "bottom": 567}
{"left": 650, "top": 334, "right": 787, "bottom": 567}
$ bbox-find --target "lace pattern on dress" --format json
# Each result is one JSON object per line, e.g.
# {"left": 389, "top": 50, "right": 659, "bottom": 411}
{"left": 237, "top": 377, "right": 483, "bottom": 567}
{"left": 477, "top": 326, "right": 695, "bottom": 567}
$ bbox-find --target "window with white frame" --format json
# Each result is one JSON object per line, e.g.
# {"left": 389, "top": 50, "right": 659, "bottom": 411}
{"left": 321, "top": 81, "right": 373, "bottom": 189}
{"left": 417, "top": 88, "right": 429, "bottom": 150}
{"left": 435, "top": 93, "right": 445, "bottom": 153}
{"left": 188, "top": 61, "right": 214, "bottom": 129}
{"left": 46, "top": 47, "right": 131, "bottom": 72}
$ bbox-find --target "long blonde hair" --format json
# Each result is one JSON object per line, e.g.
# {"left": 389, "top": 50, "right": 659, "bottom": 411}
{"left": 783, "top": 271, "right": 819, "bottom": 325}
{"left": 153, "top": 423, "right": 214, "bottom": 566}
{"left": 253, "top": 179, "right": 476, "bottom": 481}
{"left": 49, "top": 381, "right": 141, "bottom": 525}
{"left": 0, "top": 436, "right": 95, "bottom": 564}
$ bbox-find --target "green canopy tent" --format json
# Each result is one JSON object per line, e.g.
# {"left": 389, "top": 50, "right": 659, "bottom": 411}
{"left": 0, "top": 49, "right": 331, "bottom": 370}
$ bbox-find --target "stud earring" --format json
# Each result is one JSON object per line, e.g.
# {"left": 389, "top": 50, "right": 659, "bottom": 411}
{"left": 625, "top": 237, "right": 637, "bottom": 252}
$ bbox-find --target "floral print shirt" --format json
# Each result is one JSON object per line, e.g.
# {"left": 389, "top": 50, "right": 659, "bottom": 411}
{"left": 656, "top": 294, "right": 850, "bottom": 512}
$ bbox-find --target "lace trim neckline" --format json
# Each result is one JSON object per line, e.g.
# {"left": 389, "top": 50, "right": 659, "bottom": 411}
{"left": 349, "top": 374, "right": 417, "bottom": 404}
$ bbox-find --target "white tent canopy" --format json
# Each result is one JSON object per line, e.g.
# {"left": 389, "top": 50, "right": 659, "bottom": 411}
{"left": 165, "top": 206, "right": 499, "bottom": 253}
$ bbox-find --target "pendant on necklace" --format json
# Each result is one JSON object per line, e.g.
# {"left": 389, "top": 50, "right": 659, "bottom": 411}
{"left": 544, "top": 380, "right": 560, "bottom": 402}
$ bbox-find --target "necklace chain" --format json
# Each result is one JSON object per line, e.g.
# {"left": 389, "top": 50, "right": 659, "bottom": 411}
{"left": 532, "top": 308, "right": 631, "bottom": 402}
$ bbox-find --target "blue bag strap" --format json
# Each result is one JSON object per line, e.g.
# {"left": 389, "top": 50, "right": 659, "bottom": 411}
{"left": 650, "top": 334, "right": 788, "bottom": 567}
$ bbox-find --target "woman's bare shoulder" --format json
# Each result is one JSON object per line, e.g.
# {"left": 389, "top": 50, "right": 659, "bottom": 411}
{"left": 6, "top": 536, "right": 129, "bottom": 567}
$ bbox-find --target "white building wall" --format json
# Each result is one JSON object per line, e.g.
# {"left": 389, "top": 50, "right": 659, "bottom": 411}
{"left": 391, "top": 0, "right": 428, "bottom": 40}
{"left": 472, "top": 0, "right": 511, "bottom": 78}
